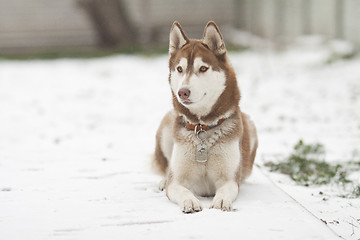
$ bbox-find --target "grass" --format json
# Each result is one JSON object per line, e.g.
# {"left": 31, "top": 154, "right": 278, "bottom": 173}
{"left": 0, "top": 44, "right": 170, "bottom": 60}
{"left": 264, "top": 140, "right": 360, "bottom": 198}
{"left": 0, "top": 43, "right": 247, "bottom": 61}
{"left": 351, "top": 185, "right": 360, "bottom": 198}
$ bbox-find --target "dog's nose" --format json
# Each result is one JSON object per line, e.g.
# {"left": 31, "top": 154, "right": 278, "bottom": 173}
{"left": 178, "top": 88, "right": 191, "bottom": 100}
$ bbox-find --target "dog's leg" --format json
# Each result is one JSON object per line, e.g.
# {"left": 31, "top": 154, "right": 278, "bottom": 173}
{"left": 158, "top": 178, "right": 167, "bottom": 191}
{"left": 167, "top": 182, "right": 203, "bottom": 213}
{"left": 210, "top": 181, "right": 238, "bottom": 211}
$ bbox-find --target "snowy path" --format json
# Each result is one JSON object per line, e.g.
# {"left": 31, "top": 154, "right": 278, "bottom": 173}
{"left": 1, "top": 44, "right": 359, "bottom": 239}
{"left": 0, "top": 160, "right": 339, "bottom": 240}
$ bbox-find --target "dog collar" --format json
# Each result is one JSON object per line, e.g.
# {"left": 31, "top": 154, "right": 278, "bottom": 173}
{"left": 183, "top": 117, "right": 226, "bottom": 131}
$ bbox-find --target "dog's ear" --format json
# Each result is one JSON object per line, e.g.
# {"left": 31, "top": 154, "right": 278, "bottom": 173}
{"left": 169, "top": 21, "right": 189, "bottom": 54}
{"left": 202, "top": 21, "right": 226, "bottom": 55}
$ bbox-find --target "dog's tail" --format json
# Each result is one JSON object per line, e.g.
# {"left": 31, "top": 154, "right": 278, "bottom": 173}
{"left": 151, "top": 111, "right": 175, "bottom": 176}
{"left": 238, "top": 112, "right": 258, "bottom": 183}
{"left": 151, "top": 151, "right": 168, "bottom": 176}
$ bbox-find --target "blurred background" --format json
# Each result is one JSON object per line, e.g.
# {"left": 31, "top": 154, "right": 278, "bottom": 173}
{"left": 1, "top": 0, "right": 360, "bottom": 57}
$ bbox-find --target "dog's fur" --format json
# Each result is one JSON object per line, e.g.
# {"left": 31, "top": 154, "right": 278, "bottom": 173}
{"left": 153, "top": 21, "right": 258, "bottom": 213}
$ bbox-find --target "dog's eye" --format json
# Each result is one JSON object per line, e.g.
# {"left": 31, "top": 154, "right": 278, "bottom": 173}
{"left": 199, "top": 66, "right": 208, "bottom": 72}
{"left": 177, "top": 66, "right": 183, "bottom": 73}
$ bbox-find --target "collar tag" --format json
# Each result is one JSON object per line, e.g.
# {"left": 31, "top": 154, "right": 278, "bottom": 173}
{"left": 195, "top": 125, "right": 208, "bottom": 163}
{"left": 182, "top": 117, "right": 226, "bottom": 163}
{"left": 196, "top": 143, "right": 208, "bottom": 163}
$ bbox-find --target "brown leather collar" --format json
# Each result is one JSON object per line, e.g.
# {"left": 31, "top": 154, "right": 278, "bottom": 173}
{"left": 183, "top": 117, "right": 226, "bottom": 131}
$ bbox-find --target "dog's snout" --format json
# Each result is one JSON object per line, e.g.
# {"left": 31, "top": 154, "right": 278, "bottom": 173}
{"left": 178, "top": 88, "right": 191, "bottom": 100}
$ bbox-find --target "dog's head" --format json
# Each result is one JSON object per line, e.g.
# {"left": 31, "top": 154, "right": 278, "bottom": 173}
{"left": 168, "top": 21, "right": 240, "bottom": 124}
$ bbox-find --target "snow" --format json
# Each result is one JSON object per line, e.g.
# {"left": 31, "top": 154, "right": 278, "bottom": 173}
{"left": 1, "top": 40, "right": 360, "bottom": 239}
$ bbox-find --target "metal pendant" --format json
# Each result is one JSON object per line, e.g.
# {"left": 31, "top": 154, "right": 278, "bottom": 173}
{"left": 196, "top": 142, "right": 208, "bottom": 162}
{"left": 195, "top": 125, "right": 209, "bottom": 163}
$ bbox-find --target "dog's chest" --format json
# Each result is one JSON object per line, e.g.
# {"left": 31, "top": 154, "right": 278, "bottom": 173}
{"left": 191, "top": 167, "right": 217, "bottom": 197}
{"left": 174, "top": 128, "right": 240, "bottom": 196}
{"left": 189, "top": 140, "right": 240, "bottom": 196}
{"left": 183, "top": 127, "right": 222, "bottom": 159}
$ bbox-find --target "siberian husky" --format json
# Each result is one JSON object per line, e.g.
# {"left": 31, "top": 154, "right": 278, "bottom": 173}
{"left": 153, "top": 21, "right": 258, "bottom": 213}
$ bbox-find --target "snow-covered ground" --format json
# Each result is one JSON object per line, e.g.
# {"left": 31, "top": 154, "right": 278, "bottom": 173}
{"left": 0, "top": 39, "right": 359, "bottom": 239}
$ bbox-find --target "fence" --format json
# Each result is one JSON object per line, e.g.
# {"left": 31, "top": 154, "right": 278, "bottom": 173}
{"left": 235, "top": 0, "right": 360, "bottom": 48}
{"left": 0, "top": 0, "right": 359, "bottom": 52}
{"left": 0, "top": 0, "right": 97, "bottom": 52}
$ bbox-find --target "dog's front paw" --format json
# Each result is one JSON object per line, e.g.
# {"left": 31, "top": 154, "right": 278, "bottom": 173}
{"left": 210, "top": 197, "right": 232, "bottom": 211}
{"left": 158, "top": 179, "right": 166, "bottom": 191}
{"left": 181, "top": 197, "right": 203, "bottom": 213}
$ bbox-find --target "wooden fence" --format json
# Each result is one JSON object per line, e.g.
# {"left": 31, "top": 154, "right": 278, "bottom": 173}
{"left": 0, "top": 0, "right": 97, "bottom": 52}
{"left": 235, "top": 0, "right": 360, "bottom": 48}
{"left": 0, "top": 0, "right": 359, "bottom": 52}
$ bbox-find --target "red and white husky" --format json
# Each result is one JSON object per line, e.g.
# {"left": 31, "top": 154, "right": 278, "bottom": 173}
{"left": 153, "top": 21, "right": 258, "bottom": 213}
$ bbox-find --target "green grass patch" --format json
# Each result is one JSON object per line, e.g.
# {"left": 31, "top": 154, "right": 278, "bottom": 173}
{"left": 264, "top": 140, "right": 360, "bottom": 198}
{"left": 351, "top": 185, "right": 360, "bottom": 198}
{"left": 0, "top": 44, "right": 169, "bottom": 61}
{"left": 0, "top": 43, "right": 247, "bottom": 61}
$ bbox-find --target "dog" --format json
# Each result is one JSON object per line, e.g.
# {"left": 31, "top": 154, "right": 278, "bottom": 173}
{"left": 152, "top": 21, "right": 258, "bottom": 213}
